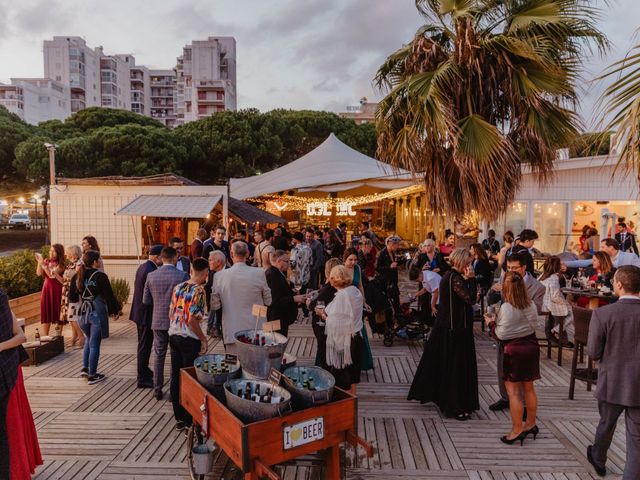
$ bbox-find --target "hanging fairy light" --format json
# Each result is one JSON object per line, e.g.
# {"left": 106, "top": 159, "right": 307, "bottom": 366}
{"left": 249, "top": 184, "right": 424, "bottom": 212}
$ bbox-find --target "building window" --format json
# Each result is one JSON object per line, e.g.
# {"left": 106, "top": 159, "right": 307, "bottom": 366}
{"left": 533, "top": 203, "right": 568, "bottom": 253}
{"left": 504, "top": 202, "right": 528, "bottom": 237}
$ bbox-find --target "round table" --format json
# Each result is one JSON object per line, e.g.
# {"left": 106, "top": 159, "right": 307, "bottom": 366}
{"left": 561, "top": 287, "right": 618, "bottom": 309}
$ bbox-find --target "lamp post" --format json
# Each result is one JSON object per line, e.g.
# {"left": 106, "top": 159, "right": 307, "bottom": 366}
{"left": 32, "top": 195, "right": 39, "bottom": 229}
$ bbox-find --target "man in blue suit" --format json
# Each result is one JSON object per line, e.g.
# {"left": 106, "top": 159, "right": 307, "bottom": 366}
{"left": 129, "top": 245, "right": 162, "bottom": 388}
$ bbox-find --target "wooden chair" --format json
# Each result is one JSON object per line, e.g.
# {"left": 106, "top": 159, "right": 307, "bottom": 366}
{"left": 545, "top": 314, "right": 566, "bottom": 366}
{"left": 569, "top": 305, "right": 597, "bottom": 400}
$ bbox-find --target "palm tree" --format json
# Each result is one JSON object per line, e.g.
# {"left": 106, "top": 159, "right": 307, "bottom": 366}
{"left": 375, "top": 0, "right": 608, "bottom": 219}
{"left": 596, "top": 41, "right": 640, "bottom": 176}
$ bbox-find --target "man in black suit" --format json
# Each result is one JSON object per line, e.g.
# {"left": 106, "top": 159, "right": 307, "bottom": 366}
{"left": 615, "top": 222, "right": 639, "bottom": 255}
{"left": 169, "top": 236, "right": 190, "bottom": 274}
{"left": 586, "top": 265, "right": 640, "bottom": 479}
{"left": 265, "top": 250, "right": 306, "bottom": 337}
{"left": 129, "top": 245, "right": 163, "bottom": 388}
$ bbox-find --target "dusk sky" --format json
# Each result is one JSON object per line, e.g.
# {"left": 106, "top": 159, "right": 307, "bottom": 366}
{"left": 0, "top": 0, "right": 637, "bottom": 127}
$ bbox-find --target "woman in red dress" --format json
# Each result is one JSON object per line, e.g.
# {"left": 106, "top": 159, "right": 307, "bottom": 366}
{"left": 0, "top": 288, "right": 43, "bottom": 479}
{"left": 36, "top": 244, "right": 65, "bottom": 337}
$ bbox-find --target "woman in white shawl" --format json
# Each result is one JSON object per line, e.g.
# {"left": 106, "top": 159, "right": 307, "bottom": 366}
{"left": 315, "top": 265, "right": 364, "bottom": 392}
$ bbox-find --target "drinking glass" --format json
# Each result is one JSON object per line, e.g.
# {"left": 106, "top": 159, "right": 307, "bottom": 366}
{"left": 315, "top": 301, "right": 326, "bottom": 326}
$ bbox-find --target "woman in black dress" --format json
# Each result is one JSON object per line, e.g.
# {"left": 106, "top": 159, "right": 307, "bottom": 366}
{"left": 408, "top": 248, "right": 479, "bottom": 420}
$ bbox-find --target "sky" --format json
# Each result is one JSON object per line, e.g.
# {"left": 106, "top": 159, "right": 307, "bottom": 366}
{"left": 0, "top": 0, "right": 637, "bottom": 127}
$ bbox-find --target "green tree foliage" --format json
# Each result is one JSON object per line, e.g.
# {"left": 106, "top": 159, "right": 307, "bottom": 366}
{"left": 174, "top": 108, "right": 377, "bottom": 184}
{"left": 0, "top": 106, "right": 34, "bottom": 186}
{"left": 568, "top": 132, "right": 611, "bottom": 158}
{"left": 3, "top": 106, "right": 376, "bottom": 188}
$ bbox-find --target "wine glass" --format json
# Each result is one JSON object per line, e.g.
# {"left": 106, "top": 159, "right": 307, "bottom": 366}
{"left": 293, "top": 281, "right": 302, "bottom": 294}
{"left": 315, "top": 301, "right": 326, "bottom": 326}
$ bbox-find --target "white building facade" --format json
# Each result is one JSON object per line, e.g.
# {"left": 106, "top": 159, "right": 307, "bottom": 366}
{"left": 149, "top": 70, "right": 176, "bottom": 127}
{"left": 175, "top": 37, "right": 237, "bottom": 125}
{"left": 44, "top": 36, "right": 102, "bottom": 113}
{"left": 0, "top": 78, "right": 70, "bottom": 124}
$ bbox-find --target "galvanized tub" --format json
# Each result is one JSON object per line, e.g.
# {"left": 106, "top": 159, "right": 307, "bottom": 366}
{"left": 234, "top": 329, "right": 288, "bottom": 379}
{"left": 224, "top": 378, "right": 292, "bottom": 423}
{"left": 282, "top": 366, "right": 335, "bottom": 410}
{"left": 194, "top": 354, "right": 241, "bottom": 402}
{"left": 280, "top": 352, "right": 296, "bottom": 372}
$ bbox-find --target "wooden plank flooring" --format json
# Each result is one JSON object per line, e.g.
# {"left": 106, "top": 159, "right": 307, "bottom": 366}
{"left": 25, "top": 277, "right": 626, "bottom": 479}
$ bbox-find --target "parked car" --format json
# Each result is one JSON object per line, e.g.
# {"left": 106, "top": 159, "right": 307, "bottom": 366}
{"left": 8, "top": 213, "right": 31, "bottom": 229}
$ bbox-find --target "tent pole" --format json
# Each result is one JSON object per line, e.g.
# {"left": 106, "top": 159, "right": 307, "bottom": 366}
{"left": 224, "top": 183, "right": 230, "bottom": 241}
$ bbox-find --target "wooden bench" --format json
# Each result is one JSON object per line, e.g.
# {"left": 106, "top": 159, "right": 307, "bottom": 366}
{"left": 9, "top": 292, "right": 41, "bottom": 326}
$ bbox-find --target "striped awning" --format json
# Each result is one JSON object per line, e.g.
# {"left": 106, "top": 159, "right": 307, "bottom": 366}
{"left": 116, "top": 195, "right": 222, "bottom": 218}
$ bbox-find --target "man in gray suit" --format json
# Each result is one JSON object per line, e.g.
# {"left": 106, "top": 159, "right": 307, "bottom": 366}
{"left": 143, "top": 246, "right": 189, "bottom": 400}
{"left": 211, "top": 241, "right": 272, "bottom": 352}
{"left": 586, "top": 265, "right": 640, "bottom": 479}
{"left": 488, "top": 251, "right": 546, "bottom": 411}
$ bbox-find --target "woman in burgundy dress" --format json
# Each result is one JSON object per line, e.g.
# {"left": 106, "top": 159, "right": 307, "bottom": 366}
{"left": 36, "top": 244, "right": 66, "bottom": 337}
{"left": 0, "top": 288, "right": 43, "bottom": 479}
{"left": 485, "top": 271, "right": 540, "bottom": 445}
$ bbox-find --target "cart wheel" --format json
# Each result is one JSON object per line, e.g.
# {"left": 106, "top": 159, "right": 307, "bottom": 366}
{"left": 383, "top": 336, "right": 393, "bottom": 347}
{"left": 186, "top": 425, "right": 205, "bottom": 480}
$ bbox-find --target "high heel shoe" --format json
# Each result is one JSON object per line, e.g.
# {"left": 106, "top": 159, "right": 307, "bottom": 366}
{"left": 524, "top": 425, "right": 539, "bottom": 440}
{"left": 500, "top": 432, "right": 526, "bottom": 446}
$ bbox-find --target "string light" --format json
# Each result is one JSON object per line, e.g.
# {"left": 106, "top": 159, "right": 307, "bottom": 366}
{"left": 249, "top": 184, "right": 424, "bottom": 212}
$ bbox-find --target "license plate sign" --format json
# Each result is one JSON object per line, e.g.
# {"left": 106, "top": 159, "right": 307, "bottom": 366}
{"left": 283, "top": 416, "right": 324, "bottom": 450}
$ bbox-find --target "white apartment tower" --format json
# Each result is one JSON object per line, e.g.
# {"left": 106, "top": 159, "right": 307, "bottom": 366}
{"left": 149, "top": 70, "right": 176, "bottom": 128}
{"left": 98, "top": 51, "right": 132, "bottom": 111}
{"left": 175, "top": 37, "right": 237, "bottom": 125}
{"left": 44, "top": 36, "right": 102, "bottom": 113}
{"left": 120, "top": 56, "right": 152, "bottom": 117}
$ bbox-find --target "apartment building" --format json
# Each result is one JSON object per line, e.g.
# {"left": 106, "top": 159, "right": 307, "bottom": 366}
{"left": 44, "top": 36, "right": 102, "bottom": 113}
{"left": 98, "top": 51, "right": 131, "bottom": 111}
{"left": 0, "top": 78, "right": 70, "bottom": 124}
{"left": 125, "top": 59, "right": 151, "bottom": 117}
{"left": 175, "top": 37, "right": 237, "bottom": 125}
{"left": 34, "top": 36, "right": 236, "bottom": 126}
{"left": 149, "top": 69, "right": 176, "bottom": 128}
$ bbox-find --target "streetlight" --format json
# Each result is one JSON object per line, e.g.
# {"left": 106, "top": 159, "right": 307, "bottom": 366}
{"left": 44, "top": 143, "right": 59, "bottom": 185}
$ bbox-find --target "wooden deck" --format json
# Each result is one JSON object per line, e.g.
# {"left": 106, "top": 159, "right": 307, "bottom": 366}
{"left": 25, "top": 294, "right": 625, "bottom": 479}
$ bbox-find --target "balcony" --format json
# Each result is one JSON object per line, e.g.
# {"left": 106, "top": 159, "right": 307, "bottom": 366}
{"left": 71, "top": 99, "right": 86, "bottom": 112}
{"left": 100, "top": 58, "right": 117, "bottom": 70}
{"left": 198, "top": 91, "right": 224, "bottom": 105}
{"left": 131, "top": 92, "right": 144, "bottom": 102}
{"left": 197, "top": 79, "right": 226, "bottom": 90}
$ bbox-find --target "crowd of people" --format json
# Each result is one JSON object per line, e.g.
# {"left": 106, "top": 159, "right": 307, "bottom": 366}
{"left": 406, "top": 225, "right": 639, "bottom": 478}
{"left": 2, "top": 220, "right": 639, "bottom": 478}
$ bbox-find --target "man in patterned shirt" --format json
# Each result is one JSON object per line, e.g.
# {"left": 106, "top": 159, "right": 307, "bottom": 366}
{"left": 290, "top": 232, "right": 312, "bottom": 292}
{"left": 168, "top": 258, "right": 209, "bottom": 431}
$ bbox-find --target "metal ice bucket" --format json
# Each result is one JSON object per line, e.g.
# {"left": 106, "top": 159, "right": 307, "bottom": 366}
{"left": 282, "top": 366, "right": 335, "bottom": 409}
{"left": 194, "top": 354, "right": 241, "bottom": 388}
{"left": 224, "top": 378, "right": 292, "bottom": 423}
{"left": 234, "top": 329, "right": 288, "bottom": 379}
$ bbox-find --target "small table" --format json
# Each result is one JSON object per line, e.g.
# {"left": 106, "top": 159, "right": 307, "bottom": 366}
{"left": 561, "top": 288, "right": 618, "bottom": 310}
{"left": 22, "top": 336, "right": 65, "bottom": 366}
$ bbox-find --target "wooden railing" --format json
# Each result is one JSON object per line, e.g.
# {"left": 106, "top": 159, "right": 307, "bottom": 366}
{"left": 9, "top": 292, "right": 41, "bottom": 325}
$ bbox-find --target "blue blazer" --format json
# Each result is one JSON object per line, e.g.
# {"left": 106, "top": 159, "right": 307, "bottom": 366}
{"left": 130, "top": 259, "right": 158, "bottom": 326}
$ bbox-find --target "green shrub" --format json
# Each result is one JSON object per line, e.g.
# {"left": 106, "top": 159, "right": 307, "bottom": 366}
{"left": 0, "top": 249, "right": 45, "bottom": 298}
{"left": 110, "top": 277, "right": 130, "bottom": 306}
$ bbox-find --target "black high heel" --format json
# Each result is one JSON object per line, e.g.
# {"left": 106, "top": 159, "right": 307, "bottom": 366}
{"left": 524, "top": 425, "right": 539, "bottom": 440}
{"left": 500, "top": 432, "right": 526, "bottom": 446}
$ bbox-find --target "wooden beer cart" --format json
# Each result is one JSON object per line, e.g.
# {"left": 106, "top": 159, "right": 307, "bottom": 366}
{"left": 180, "top": 367, "right": 373, "bottom": 480}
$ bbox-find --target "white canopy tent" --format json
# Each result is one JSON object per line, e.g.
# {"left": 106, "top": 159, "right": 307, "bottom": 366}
{"left": 229, "top": 133, "right": 415, "bottom": 199}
